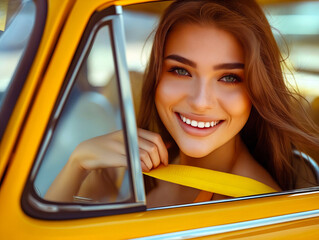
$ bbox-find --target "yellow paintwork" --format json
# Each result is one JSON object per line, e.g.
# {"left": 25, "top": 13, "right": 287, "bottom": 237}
{"left": 0, "top": 0, "right": 319, "bottom": 239}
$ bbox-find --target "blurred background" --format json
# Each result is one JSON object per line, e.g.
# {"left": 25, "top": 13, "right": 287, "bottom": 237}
{"left": 264, "top": 1, "right": 319, "bottom": 125}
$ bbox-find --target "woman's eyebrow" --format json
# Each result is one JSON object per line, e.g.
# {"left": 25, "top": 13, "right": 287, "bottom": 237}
{"left": 213, "top": 63, "right": 244, "bottom": 70}
{"left": 164, "top": 55, "right": 244, "bottom": 70}
{"left": 164, "top": 54, "right": 197, "bottom": 68}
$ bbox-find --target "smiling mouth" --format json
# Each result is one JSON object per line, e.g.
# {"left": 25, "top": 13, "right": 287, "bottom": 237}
{"left": 178, "top": 113, "right": 222, "bottom": 129}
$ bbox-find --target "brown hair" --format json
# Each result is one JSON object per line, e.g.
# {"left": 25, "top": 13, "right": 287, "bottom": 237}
{"left": 138, "top": 0, "right": 319, "bottom": 190}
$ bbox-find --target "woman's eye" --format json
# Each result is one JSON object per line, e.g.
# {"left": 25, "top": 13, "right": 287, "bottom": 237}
{"left": 169, "top": 67, "right": 191, "bottom": 77}
{"left": 219, "top": 74, "right": 242, "bottom": 84}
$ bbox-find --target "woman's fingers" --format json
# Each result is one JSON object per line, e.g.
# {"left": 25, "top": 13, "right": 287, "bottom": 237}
{"left": 139, "top": 148, "right": 153, "bottom": 171}
{"left": 73, "top": 129, "right": 168, "bottom": 173}
{"left": 137, "top": 128, "right": 169, "bottom": 166}
{"left": 138, "top": 136, "right": 161, "bottom": 169}
{"left": 140, "top": 161, "right": 149, "bottom": 172}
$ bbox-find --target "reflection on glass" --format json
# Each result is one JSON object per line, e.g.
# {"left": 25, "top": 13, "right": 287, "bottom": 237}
{"left": 0, "top": 0, "right": 35, "bottom": 106}
{"left": 35, "top": 25, "right": 132, "bottom": 204}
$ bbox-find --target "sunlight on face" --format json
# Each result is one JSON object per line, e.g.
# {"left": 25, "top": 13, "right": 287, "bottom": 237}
{"left": 155, "top": 23, "right": 252, "bottom": 158}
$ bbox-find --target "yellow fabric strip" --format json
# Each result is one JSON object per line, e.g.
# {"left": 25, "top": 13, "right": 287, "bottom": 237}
{"left": 0, "top": 0, "right": 8, "bottom": 31}
{"left": 143, "top": 164, "right": 277, "bottom": 198}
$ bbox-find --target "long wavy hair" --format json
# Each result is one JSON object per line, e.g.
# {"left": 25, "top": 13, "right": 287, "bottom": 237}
{"left": 137, "top": 0, "right": 319, "bottom": 191}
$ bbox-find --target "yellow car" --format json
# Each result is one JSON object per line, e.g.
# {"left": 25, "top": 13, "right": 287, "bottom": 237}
{"left": 1, "top": 0, "right": 319, "bottom": 239}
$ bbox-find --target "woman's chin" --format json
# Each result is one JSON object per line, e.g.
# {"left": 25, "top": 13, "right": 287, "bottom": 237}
{"left": 179, "top": 145, "right": 214, "bottom": 159}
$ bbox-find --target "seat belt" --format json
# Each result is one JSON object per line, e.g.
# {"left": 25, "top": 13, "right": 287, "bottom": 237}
{"left": 143, "top": 164, "right": 277, "bottom": 197}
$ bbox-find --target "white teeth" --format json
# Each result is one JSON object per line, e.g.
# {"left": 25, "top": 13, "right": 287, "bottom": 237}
{"left": 179, "top": 114, "right": 220, "bottom": 128}
{"left": 198, "top": 122, "right": 205, "bottom": 128}
{"left": 191, "top": 120, "right": 198, "bottom": 127}
{"left": 182, "top": 116, "right": 186, "bottom": 122}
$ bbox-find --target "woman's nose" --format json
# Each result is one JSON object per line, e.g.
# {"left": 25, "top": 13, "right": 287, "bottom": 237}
{"left": 188, "top": 79, "right": 215, "bottom": 111}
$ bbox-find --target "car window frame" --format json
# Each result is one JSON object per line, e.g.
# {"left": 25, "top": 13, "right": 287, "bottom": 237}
{"left": 21, "top": 5, "right": 146, "bottom": 220}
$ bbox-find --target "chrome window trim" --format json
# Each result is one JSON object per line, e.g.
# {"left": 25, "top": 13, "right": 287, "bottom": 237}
{"left": 148, "top": 186, "right": 319, "bottom": 211}
{"left": 132, "top": 209, "right": 319, "bottom": 240}
{"left": 111, "top": 6, "right": 145, "bottom": 204}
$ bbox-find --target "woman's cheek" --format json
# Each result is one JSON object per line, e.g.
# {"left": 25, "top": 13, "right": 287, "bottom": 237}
{"left": 156, "top": 76, "right": 189, "bottom": 106}
{"left": 219, "top": 87, "right": 252, "bottom": 117}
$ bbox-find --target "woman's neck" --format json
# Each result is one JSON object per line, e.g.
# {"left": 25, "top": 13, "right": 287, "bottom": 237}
{"left": 179, "top": 135, "right": 243, "bottom": 173}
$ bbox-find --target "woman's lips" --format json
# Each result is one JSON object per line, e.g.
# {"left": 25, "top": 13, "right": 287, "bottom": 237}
{"left": 175, "top": 112, "right": 223, "bottom": 137}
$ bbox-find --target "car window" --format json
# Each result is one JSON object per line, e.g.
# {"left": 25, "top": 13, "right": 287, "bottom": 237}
{"left": 0, "top": 0, "right": 38, "bottom": 139}
{"left": 24, "top": 6, "right": 145, "bottom": 220}
{"left": 34, "top": 24, "right": 129, "bottom": 202}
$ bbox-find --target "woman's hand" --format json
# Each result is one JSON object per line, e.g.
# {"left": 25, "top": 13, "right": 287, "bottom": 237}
{"left": 137, "top": 128, "right": 169, "bottom": 172}
{"left": 45, "top": 128, "right": 168, "bottom": 202}
{"left": 70, "top": 128, "right": 168, "bottom": 172}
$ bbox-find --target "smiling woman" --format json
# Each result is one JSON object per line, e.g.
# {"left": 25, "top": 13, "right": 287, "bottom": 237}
{"left": 45, "top": 0, "right": 319, "bottom": 207}
{"left": 138, "top": 0, "right": 319, "bottom": 204}
{"left": 155, "top": 23, "right": 251, "bottom": 161}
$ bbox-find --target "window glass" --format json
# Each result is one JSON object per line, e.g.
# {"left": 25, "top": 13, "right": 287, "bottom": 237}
{"left": 34, "top": 24, "right": 132, "bottom": 204}
{"left": 0, "top": 0, "right": 35, "bottom": 107}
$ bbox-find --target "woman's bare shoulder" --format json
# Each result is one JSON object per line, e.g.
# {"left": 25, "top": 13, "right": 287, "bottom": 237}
{"left": 231, "top": 148, "right": 281, "bottom": 191}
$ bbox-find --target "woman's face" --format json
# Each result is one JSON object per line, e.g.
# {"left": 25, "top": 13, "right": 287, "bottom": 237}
{"left": 155, "top": 23, "right": 252, "bottom": 158}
